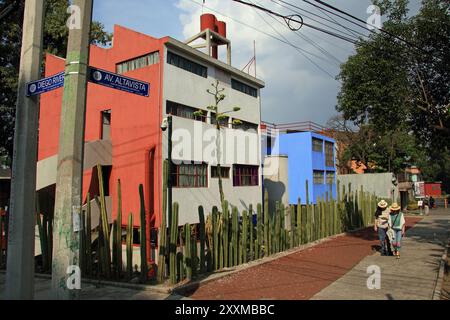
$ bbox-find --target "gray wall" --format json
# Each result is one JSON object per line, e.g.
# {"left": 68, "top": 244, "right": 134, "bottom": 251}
{"left": 337, "top": 173, "right": 399, "bottom": 201}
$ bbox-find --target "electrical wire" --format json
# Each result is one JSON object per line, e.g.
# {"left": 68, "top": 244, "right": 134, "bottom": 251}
{"left": 185, "top": 0, "right": 346, "bottom": 65}
{"left": 270, "top": 0, "right": 368, "bottom": 40}
{"left": 249, "top": 0, "right": 339, "bottom": 80}
{"left": 231, "top": 0, "right": 357, "bottom": 44}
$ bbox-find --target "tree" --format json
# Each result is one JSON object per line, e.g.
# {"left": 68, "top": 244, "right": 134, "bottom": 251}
{"left": 336, "top": 0, "right": 449, "bottom": 187}
{"left": 195, "top": 80, "right": 241, "bottom": 205}
{"left": 0, "top": 0, "right": 112, "bottom": 163}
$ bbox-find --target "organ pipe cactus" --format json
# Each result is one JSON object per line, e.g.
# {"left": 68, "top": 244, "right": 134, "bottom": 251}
{"left": 222, "top": 201, "right": 229, "bottom": 268}
{"left": 139, "top": 184, "right": 148, "bottom": 283}
{"left": 198, "top": 206, "right": 206, "bottom": 273}
{"left": 157, "top": 160, "right": 169, "bottom": 283}
{"left": 242, "top": 210, "right": 248, "bottom": 263}
{"left": 249, "top": 204, "right": 254, "bottom": 260}
{"left": 116, "top": 179, "right": 123, "bottom": 277}
{"left": 256, "top": 203, "right": 263, "bottom": 259}
{"left": 212, "top": 206, "right": 219, "bottom": 270}
{"left": 170, "top": 202, "right": 179, "bottom": 285}
{"left": 232, "top": 206, "right": 239, "bottom": 266}
{"left": 96, "top": 165, "right": 111, "bottom": 278}
{"left": 184, "top": 223, "right": 192, "bottom": 280}
{"left": 86, "top": 193, "right": 92, "bottom": 276}
{"left": 264, "top": 189, "right": 270, "bottom": 256}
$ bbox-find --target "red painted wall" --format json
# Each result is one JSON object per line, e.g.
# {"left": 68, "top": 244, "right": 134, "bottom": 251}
{"left": 424, "top": 183, "right": 442, "bottom": 197}
{"left": 39, "top": 25, "right": 169, "bottom": 229}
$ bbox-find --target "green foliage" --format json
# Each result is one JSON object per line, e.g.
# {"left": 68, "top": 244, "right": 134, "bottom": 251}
{"left": 0, "top": 0, "right": 112, "bottom": 163}
{"left": 336, "top": 0, "right": 449, "bottom": 186}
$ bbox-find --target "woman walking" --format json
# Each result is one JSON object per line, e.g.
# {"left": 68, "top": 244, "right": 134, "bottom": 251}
{"left": 374, "top": 200, "right": 390, "bottom": 256}
{"left": 388, "top": 203, "right": 406, "bottom": 259}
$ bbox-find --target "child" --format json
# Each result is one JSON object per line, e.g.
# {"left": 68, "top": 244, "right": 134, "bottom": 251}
{"left": 388, "top": 203, "right": 406, "bottom": 259}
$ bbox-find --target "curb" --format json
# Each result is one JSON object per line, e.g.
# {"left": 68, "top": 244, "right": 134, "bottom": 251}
{"left": 432, "top": 243, "right": 449, "bottom": 300}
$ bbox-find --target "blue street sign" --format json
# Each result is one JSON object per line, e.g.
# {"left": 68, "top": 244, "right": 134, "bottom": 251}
{"left": 26, "top": 72, "right": 65, "bottom": 97}
{"left": 88, "top": 67, "right": 150, "bottom": 97}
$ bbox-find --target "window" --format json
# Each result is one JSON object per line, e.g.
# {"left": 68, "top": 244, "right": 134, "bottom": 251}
{"left": 232, "top": 120, "right": 258, "bottom": 133}
{"left": 101, "top": 110, "right": 111, "bottom": 140}
{"left": 233, "top": 165, "right": 259, "bottom": 187}
{"left": 116, "top": 51, "right": 159, "bottom": 74}
{"left": 211, "top": 166, "right": 230, "bottom": 179}
{"left": 166, "top": 101, "right": 206, "bottom": 122}
{"left": 312, "top": 138, "right": 323, "bottom": 152}
{"left": 313, "top": 170, "right": 324, "bottom": 185}
{"left": 326, "top": 171, "right": 335, "bottom": 185}
{"left": 210, "top": 113, "right": 229, "bottom": 127}
{"left": 167, "top": 51, "right": 207, "bottom": 78}
{"left": 172, "top": 163, "right": 208, "bottom": 188}
{"left": 231, "top": 79, "right": 257, "bottom": 97}
{"left": 325, "top": 141, "right": 334, "bottom": 167}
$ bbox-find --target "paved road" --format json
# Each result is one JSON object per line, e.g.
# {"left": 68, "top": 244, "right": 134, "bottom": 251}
{"left": 312, "top": 208, "right": 449, "bottom": 300}
{"left": 0, "top": 274, "right": 188, "bottom": 300}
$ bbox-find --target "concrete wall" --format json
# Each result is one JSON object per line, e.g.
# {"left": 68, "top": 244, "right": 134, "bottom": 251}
{"left": 162, "top": 44, "right": 263, "bottom": 225}
{"left": 337, "top": 173, "right": 399, "bottom": 201}
{"left": 263, "top": 155, "right": 289, "bottom": 214}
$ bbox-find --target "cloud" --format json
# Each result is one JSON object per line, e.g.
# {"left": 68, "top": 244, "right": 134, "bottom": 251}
{"left": 175, "top": 0, "right": 360, "bottom": 125}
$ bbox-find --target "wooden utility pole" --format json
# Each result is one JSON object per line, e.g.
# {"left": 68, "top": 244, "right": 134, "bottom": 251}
{"left": 5, "top": 0, "right": 45, "bottom": 300}
{"left": 51, "top": 0, "right": 93, "bottom": 300}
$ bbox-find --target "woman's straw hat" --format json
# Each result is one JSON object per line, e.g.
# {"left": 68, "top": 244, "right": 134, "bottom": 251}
{"left": 377, "top": 200, "right": 388, "bottom": 209}
{"left": 390, "top": 203, "right": 401, "bottom": 211}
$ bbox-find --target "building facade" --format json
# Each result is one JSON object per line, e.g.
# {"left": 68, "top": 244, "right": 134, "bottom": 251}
{"left": 265, "top": 131, "right": 337, "bottom": 205}
{"left": 37, "top": 18, "right": 265, "bottom": 236}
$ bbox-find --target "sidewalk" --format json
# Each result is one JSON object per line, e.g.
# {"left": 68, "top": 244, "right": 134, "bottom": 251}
{"left": 312, "top": 208, "right": 449, "bottom": 300}
{"left": 0, "top": 273, "right": 188, "bottom": 300}
{"left": 183, "top": 217, "right": 422, "bottom": 300}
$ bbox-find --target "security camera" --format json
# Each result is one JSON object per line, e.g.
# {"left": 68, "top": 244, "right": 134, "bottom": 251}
{"left": 161, "top": 117, "right": 168, "bottom": 131}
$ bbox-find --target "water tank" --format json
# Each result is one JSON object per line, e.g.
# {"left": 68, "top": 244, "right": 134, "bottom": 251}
{"left": 200, "top": 14, "right": 216, "bottom": 32}
{"left": 216, "top": 21, "right": 227, "bottom": 38}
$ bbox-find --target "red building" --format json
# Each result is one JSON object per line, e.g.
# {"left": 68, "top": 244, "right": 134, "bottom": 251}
{"left": 424, "top": 182, "right": 442, "bottom": 197}
{"left": 37, "top": 17, "right": 264, "bottom": 252}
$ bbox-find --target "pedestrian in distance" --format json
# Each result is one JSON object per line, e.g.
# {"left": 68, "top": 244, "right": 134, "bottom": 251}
{"left": 374, "top": 200, "right": 391, "bottom": 256}
{"left": 387, "top": 203, "right": 406, "bottom": 259}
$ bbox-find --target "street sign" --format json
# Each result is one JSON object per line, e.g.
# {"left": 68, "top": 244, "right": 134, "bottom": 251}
{"left": 88, "top": 67, "right": 150, "bottom": 97}
{"left": 26, "top": 71, "right": 65, "bottom": 97}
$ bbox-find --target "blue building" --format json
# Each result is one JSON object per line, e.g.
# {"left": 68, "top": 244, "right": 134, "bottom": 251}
{"left": 268, "top": 131, "right": 337, "bottom": 205}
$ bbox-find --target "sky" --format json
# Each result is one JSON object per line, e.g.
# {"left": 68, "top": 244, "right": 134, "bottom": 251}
{"left": 93, "top": 0, "right": 421, "bottom": 126}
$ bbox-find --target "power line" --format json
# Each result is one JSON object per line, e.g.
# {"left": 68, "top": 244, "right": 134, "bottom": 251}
{"left": 249, "top": 0, "right": 339, "bottom": 80}
{"left": 271, "top": 0, "right": 369, "bottom": 40}
{"left": 185, "top": 0, "right": 345, "bottom": 65}
{"left": 231, "top": 0, "right": 357, "bottom": 44}
{"left": 309, "top": 0, "right": 425, "bottom": 53}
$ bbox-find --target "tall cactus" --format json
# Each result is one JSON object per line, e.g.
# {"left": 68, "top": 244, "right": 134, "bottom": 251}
{"left": 242, "top": 210, "right": 248, "bottom": 263}
{"left": 222, "top": 201, "right": 229, "bottom": 268}
{"left": 232, "top": 206, "right": 239, "bottom": 266}
{"left": 264, "top": 189, "right": 270, "bottom": 257}
{"left": 157, "top": 160, "right": 169, "bottom": 283}
{"left": 97, "top": 165, "right": 111, "bottom": 278}
{"left": 198, "top": 206, "right": 206, "bottom": 273}
{"left": 256, "top": 203, "right": 263, "bottom": 259}
{"left": 249, "top": 204, "right": 254, "bottom": 260}
{"left": 126, "top": 213, "right": 134, "bottom": 280}
{"left": 86, "top": 193, "right": 92, "bottom": 276}
{"left": 211, "top": 206, "right": 219, "bottom": 270}
{"left": 139, "top": 184, "right": 148, "bottom": 283}
{"left": 116, "top": 179, "right": 123, "bottom": 277}
{"left": 184, "top": 223, "right": 192, "bottom": 280}
{"left": 290, "top": 205, "right": 296, "bottom": 248}
{"left": 170, "top": 202, "right": 179, "bottom": 285}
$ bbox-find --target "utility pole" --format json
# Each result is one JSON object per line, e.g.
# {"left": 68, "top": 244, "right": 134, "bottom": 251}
{"left": 51, "top": 0, "right": 93, "bottom": 300}
{"left": 5, "top": 0, "right": 45, "bottom": 300}
{"left": 167, "top": 115, "right": 173, "bottom": 229}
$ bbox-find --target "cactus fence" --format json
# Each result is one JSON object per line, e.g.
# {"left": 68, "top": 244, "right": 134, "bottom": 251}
{"left": 23, "top": 163, "right": 379, "bottom": 285}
